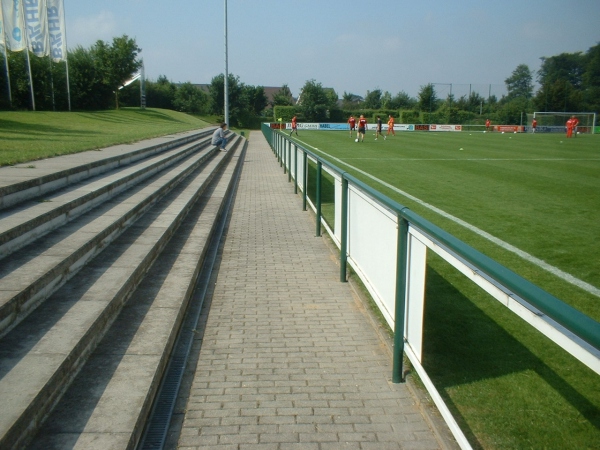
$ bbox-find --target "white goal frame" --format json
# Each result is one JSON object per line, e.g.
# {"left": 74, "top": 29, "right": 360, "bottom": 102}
{"left": 531, "top": 111, "right": 596, "bottom": 134}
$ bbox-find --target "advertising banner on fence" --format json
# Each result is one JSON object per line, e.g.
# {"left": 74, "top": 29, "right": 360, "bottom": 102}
{"left": 273, "top": 123, "right": 417, "bottom": 131}
{"left": 429, "top": 125, "right": 462, "bottom": 132}
{"left": 494, "top": 125, "right": 524, "bottom": 133}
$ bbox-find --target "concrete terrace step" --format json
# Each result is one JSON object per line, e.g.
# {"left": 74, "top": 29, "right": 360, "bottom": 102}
{"left": 0, "top": 131, "right": 214, "bottom": 261}
{"left": 29, "top": 140, "right": 246, "bottom": 450}
{"left": 0, "top": 128, "right": 214, "bottom": 211}
{"left": 0, "top": 133, "right": 245, "bottom": 450}
{"left": 0, "top": 138, "right": 220, "bottom": 338}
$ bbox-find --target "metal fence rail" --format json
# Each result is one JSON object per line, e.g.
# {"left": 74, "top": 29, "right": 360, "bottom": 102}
{"left": 262, "top": 124, "right": 600, "bottom": 449}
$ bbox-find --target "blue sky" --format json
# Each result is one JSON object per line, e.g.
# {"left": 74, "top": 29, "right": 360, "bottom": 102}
{"left": 65, "top": 0, "right": 600, "bottom": 99}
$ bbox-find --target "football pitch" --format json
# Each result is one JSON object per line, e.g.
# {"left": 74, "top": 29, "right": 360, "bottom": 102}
{"left": 288, "top": 129, "right": 600, "bottom": 449}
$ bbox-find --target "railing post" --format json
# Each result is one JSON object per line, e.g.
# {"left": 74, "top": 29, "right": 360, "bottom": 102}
{"left": 282, "top": 138, "right": 286, "bottom": 171}
{"left": 303, "top": 152, "right": 308, "bottom": 211}
{"left": 279, "top": 135, "right": 283, "bottom": 167}
{"left": 288, "top": 143, "right": 292, "bottom": 182}
{"left": 316, "top": 161, "right": 322, "bottom": 237}
{"left": 340, "top": 176, "right": 348, "bottom": 282}
{"left": 393, "top": 216, "right": 409, "bottom": 383}
{"left": 294, "top": 144, "right": 298, "bottom": 194}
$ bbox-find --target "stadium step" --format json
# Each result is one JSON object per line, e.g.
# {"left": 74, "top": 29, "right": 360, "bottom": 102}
{"left": 0, "top": 135, "right": 218, "bottom": 339}
{"left": 0, "top": 128, "right": 212, "bottom": 212}
{"left": 0, "top": 130, "right": 247, "bottom": 450}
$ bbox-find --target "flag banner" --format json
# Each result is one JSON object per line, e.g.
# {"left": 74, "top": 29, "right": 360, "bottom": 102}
{"left": 119, "top": 72, "right": 141, "bottom": 90}
{"left": 46, "top": 0, "right": 65, "bottom": 62}
{"left": 1, "top": 6, "right": 5, "bottom": 48}
{"left": 2, "top": 0, "right": 26, "bottom": 52}
{"left": 24, "top": 0, "right": 49, "bottom": 57}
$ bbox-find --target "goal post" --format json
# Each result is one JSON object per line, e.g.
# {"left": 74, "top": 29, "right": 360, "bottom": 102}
{"left": 527, "top": 112, "right": 596, "bottom": 134}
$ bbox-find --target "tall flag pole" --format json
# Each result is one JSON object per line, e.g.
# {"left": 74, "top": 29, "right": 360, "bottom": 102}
{"left": 0, "top": 3, "right": 13, "bottom": 106}
{"left": 19, "top": 0, "right": 36, "bottom": 111}
{"left": 47, "top": 0, "right": 69, "bottom": 111}
{"left": 224, "top": 0, "right": 229, "bottom": 126}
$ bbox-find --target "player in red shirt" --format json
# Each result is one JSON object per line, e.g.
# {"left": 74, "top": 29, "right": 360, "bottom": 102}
{"left": 348, "top": 115, "right": 356, "bottom": 138}
{"left": 531, "top": 118, "right": 537, "bottom": 133}
{"left": 571, "top": 116, "right": 579, "bottom": 137}
{"left": 485, "top": 119, "right": 491, "bottom": 132}
{"left": 566, "top": 117, "right": 573, "bottom": 138}
{"left": 357, "top": 115, "right": 367, "bottom": 142}
{"left": 289, "top": 115, "right": 299, "bottom": 136}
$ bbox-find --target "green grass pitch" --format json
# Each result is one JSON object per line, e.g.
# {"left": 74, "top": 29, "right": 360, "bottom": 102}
{"left": 290, "top": 129, "right": 600, "bottom": 449}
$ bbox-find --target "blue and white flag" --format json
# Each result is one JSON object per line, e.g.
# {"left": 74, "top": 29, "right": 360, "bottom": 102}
{"left": 24, "top": 0, "right": 49, "bottom": 57}
{"left": 2, "top": 0, "right": 27, "bottom": 52}
{"left": 46, "top": 0, "right": 65, "bottom": 62}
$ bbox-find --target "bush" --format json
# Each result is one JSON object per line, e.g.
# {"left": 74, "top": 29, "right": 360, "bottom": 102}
{"left": 273, "top": 106, "right": 297, "bottom": 121}
{"left": 400, "top": 110, "right": 419, "bottom": 123}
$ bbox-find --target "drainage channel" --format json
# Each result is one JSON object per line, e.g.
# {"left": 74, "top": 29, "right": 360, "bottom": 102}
{"left": 137, "top": 144, "right": 246, "bottom": 450}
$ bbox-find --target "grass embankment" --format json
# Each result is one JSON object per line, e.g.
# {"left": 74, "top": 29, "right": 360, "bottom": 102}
{"left": 298, "top": 130, "right": 600, "bottom": 449}
{"left": 0, "top": 108, "right": 212, "bottom": 166}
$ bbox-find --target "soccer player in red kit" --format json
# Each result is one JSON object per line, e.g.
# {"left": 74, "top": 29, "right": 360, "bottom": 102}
{"left": 348, "top": 115, "right": 356, "bottom": 138}
{"left": 357, "top": 115, "right": 367, "bottom": 142}
{"left": 572, "top": 116, "right": 579, "bottom": 137}
{"left": 290, "top": 115, "right": 299, "bottom": 136}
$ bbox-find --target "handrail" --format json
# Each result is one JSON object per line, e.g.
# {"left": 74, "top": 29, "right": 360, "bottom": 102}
{"left": 263, "top": 124, "right": 600, "bottom": 355}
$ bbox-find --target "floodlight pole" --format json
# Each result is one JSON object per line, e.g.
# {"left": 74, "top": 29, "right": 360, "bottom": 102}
{"left": 224, "top": 0, "right": 229, "bottom": 126}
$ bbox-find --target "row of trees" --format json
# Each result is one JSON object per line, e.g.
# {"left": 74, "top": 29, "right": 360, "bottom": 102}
{"left": 1, "top": 35, "right": 598, "bottom": 127}
{"left": 0, "top": 35, "right": 141, "bottom": 111}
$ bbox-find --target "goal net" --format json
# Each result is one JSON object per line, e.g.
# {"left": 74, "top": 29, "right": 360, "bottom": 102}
{"left": 527, "top": 112, "right": 596, "bottom": 134}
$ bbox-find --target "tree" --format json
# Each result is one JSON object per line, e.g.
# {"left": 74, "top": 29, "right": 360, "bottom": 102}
{"left": 69, "top": 45, "right": 113, "bottom": 110}
{"left": 363, "top": 89, "right": 382, "bottom": 109}
{"left": 297, "top": 79, "right": 334, "bottom": 121}
{"left": 418, "top": 84, "right": 438, "bottom": 112}
{"left": 271, "top": 84, "right": 293, "bottom": 106}
{"left": 389, "top": 91, "right": 417, "bottom": 110}
{"left": 505, "top": 64, "right": 534, "bottom": 100}
{"left": 91, "top": 35, "right": 142, "bottom": 109}
{"left": 173, "top": 82, "right": 209, "bottom": 114}
{"left": 582, "top": 43, "right": 600, "bottom": 111}
{"left": 342, "top": 91, "right": 362, "bottom": 109}
{"left": 145, "top": 75, "right": 177, "bottom": 110}
{"left": 208, "top": 73, "right": 242, "bottom": 118}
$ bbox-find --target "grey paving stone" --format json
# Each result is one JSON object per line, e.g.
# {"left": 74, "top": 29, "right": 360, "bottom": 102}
{"left": 176, "top": 132, "right": 453, "bottom": 449}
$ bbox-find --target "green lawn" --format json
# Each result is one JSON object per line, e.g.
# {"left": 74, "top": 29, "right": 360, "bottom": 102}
{"left": 292, "top": 130, "right": 600, "bottom": 449}
{"left": 0, "top": 108, "right": 211, "bottom": 166}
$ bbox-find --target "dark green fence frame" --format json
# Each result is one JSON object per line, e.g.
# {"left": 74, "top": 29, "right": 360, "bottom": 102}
{"left": 262, "top": 124, "right": 600, "bottom": 383}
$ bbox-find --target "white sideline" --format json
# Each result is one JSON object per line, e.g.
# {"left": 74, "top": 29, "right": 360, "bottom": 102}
{"left": 293, "top": 138, "right": 600, "bottom": 299}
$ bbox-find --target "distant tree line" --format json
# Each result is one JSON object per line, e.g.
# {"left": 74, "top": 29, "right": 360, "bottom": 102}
{"left": 1, "top": 35, "right": 598, "bottom": 127}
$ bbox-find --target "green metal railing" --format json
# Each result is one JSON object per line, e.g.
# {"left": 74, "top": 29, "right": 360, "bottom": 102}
{"left": 262, "top": 124, "right": 600, "bottom": 382}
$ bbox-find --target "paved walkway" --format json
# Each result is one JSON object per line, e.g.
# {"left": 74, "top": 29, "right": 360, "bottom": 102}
{"left": 176, "top": 132, "right": 453, "bottom": 450}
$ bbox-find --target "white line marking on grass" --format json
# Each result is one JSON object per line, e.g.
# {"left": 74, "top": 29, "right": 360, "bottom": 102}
{"left": 295, "top": 139, "right": 600, "bottom": 298}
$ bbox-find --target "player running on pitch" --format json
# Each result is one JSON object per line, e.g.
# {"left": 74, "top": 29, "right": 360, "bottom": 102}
{"left": 348, "top": 115, "right": 356, "bottom": 138}
{"left": 387, "top": 115, "right": 396, "bottom": 137}
{"left": 375, "top": 116, "right": 385, "bottom": 140}
{"left": 357, "top": 115, "right": 367, "bottom": 142}
{"left": 289, "top": 115, "right": 299, "bottom": 136}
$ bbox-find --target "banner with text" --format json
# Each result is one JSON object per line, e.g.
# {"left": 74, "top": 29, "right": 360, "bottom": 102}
{"left": 429, "top": 124, "right": 463, "bottom": 132}
{"left": 24, "top": 0, "right": 49, "bottom": 57}
{"left": 46, "top": 0, "right": 66, "bottom": 61}
{"left": 280, "top": 123, "right": 417, "bottom": 131}
{"left": 2, "top": 0, "right": 26, "bottom": 52}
